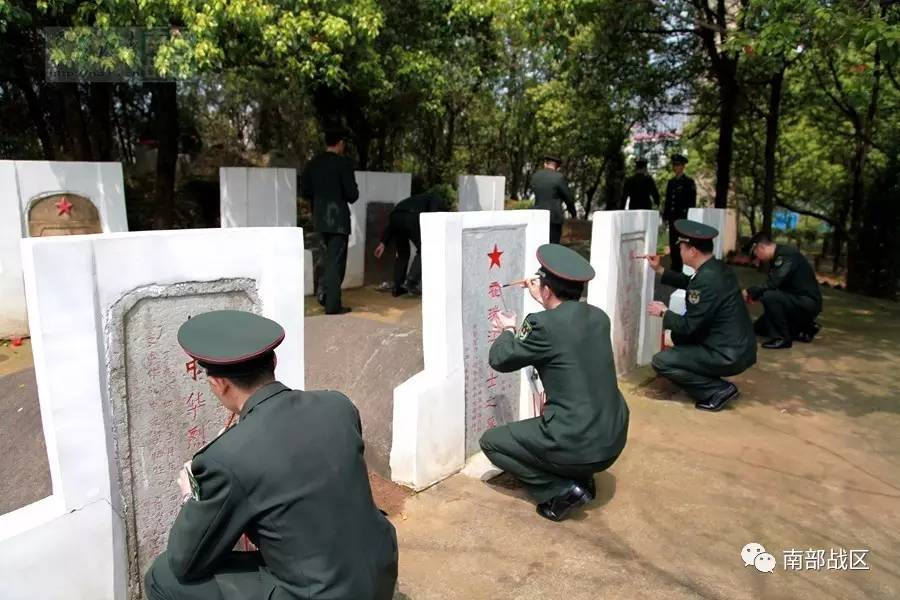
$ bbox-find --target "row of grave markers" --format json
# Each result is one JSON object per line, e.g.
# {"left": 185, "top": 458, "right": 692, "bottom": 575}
{"left": 0, "top": 158, "right": 734, "bottom": 599}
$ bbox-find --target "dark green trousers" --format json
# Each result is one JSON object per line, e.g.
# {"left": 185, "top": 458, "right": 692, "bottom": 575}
{"left": 479, "top": 425, "right": 620, "bottom": 503}
{"left": 318, "top": 233, "right": 349, "bottom": 313}
{"left": 145, "top": 551, "right": 264, "bottom": 600}
{"left": 651, "top": 344, "right": 745, "bottom": 403}
{"left": 754, "top": 290, "right": 820, "bottom": 340}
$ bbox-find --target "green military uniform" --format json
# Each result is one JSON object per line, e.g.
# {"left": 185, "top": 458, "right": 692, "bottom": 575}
{"left": 747, "top": 243, "right": 822, "bottom": 343}
{"left": 145, "top": 311, "right": 397, "bottom": 600}
{"left": 300, "top": 129, "right": 360, "bottom": 314}
{"left": 380, "top": 192, "right": 447, "bottom": 294}
{"left": 663, "top": 155, "right": 697, "bottom": 272}
{"left": 621, "top": 159, "right": 660, "bottom": 210}
{"left": 652, "top": 220, "right": 757, "bottom": 411}
{"left": 530, "top": 156, "right": 577, "bottom": 244}
{"left": 479, "top": 245, "right": 629, "bottom": 521}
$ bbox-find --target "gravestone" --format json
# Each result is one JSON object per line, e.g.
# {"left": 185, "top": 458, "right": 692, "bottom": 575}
{"left": 219, "top": 167, "right": 296, "bottom": 227}
{"left": 0, "top": 160, "right": 128, "bottom": 339}
{"left": 27, "top": 193, "right": 102, "bottom": 236}
{"left": 587, "top": 210, "right": 661, "bottom": 375}
{"left": 458, "top": 175, "right": 505, "bottom": 211}
{"left": 364, "top": 202, "right": 396, "bottom": 286}
{"left": 345, "top": 172, "right": 411, "bottom": 289}
{"left": 108, "top": 283, "right": 258, "bottom": 594}
{"left": 390, "top": 210, "right": 547, "bottom": 490}
{"left": 0, "top": 228, "right": 304, "bottom": 600}
{"left": 461, "top": 227, "right": 525, "bottom": 456}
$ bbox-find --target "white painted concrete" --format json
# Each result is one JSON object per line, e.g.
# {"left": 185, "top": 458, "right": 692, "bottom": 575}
{"left": 0, "top": 228, "right": 304, "bottom": 599}
{"left": 219, "top": 167, "right": 297, "bottom": 227}
{"left": 587, "top": 210, "right": 662, "bottom": 374}
{"left": 0, "top": 160, "right": 127, "bottom": 338}
{"left": 457, "top": 175, "right": 505, "bottom": 211}
{"left": 390, "top": 210, "right": 548, "bottom": 490}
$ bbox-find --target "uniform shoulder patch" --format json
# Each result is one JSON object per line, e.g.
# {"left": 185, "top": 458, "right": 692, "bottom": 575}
{"left": 688, "top": 289, "right": 701, "bottom": 305}
{"left": 517, "top": 319, "right": 533, "bottom": 340}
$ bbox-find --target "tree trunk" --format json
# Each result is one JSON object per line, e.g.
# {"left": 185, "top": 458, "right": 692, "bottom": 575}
{"left": 16, "top": 76, "right": 55, "bottom": 160}
{"left": 88, "top": 83, "right": 115, "bottom": 161}
{"left": 844, "top": 141, "right": 869, "bottom": 290}
{"left": 59, "top": 83, "right": 93, "bottom": 161}
{"left": 761, "top": 67, "right": 784, "bottom": 234}
{"left": 149, "top": 82, "right": 179, "bottom": 229}
{"left": 833, "top": 193, "right": 850, "bottom": 274}
{"left": 714, "top": 68, "right": 739, "bottom": 209}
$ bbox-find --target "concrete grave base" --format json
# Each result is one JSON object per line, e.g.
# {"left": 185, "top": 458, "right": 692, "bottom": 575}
{"left": 390, "top": 210, "right": 548, "bottom": 490}
{"left": 0, "top": 228, "right": 304, "bottom": 600}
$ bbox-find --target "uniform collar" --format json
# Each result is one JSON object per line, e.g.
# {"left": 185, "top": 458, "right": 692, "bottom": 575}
{"left": 240, "top": 381, "right": 290, "bottom": 419}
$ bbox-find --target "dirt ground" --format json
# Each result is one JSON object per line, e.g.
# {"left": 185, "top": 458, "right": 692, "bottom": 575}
{"left": 2, "top": 268, "right": 898, "bottom": 599}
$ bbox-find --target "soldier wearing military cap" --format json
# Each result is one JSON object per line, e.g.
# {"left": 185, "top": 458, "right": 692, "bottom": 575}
{"left": 744, "top": 231, "right": 823, "bottom": 349}
{"left": 301, "top": 126, "right": 359, "bottom": 315}
{"left": 144, "top": 310, "right": 398, "bottom": 600}
{"left": 621, "top": 157, "right": 661, "bottom": 210}
{"left": 663, "top": 154, "right": 697, "bottom": 272}
{"left": 480, "top": 244, "right": 629, "bottom": 522}
{"left": 530, "top": 155, "right": 577, "bottom": 244}
{"left": 645, "top": 220, "right": 757, "bottom": 411}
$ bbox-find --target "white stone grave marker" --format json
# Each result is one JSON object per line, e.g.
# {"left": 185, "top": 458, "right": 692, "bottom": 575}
{"left": 457, "top": 175, "right": 505, "bottom": 211}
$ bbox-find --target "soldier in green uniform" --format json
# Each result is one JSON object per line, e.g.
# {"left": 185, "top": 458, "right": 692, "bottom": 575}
{"left": 373, "top": 187, "right": 447, "bottom": 297}
{"left": 530, "top": 155, "right": 577, "bottom": 244}
{"left": 621, "top": 158, "right": 660, "bottom": 210}
{"left": 645, "top": 220, "right": 757, "bottom": 411}
{"left": 144, "top": 310, "right": 398, "bottom": 600}
{"left": 744, "top": 231, "right": 823, "bottom": 349}
{"left": 479, "top": 244, "right": 629, "bottom": 522}
{"left": 301, "top": 127, "right": 359, "bottom": 315}
{"left": 662, "top": 154, "right": 697, "bottom": 272}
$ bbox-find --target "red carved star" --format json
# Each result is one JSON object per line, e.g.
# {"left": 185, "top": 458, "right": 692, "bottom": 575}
{"left": 55, "top": 197, "right": 73, "bottom": 216}
{"left": 487, "top": 243, "right": 503, "bottom": 269}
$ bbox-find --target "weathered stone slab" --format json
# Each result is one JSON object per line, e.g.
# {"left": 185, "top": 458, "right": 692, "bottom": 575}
{"left": 219, "top": 167, "right": 296, "bottom": 227}
{"left": 457, "top": 175, "right": 505, "bottom": 211}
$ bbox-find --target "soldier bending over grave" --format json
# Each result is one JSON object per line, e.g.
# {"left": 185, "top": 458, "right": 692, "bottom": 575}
{"left": 480, "top": 244, "right": 630, "bottom": 522}
{"left": 144, "top": 310, "right": 397, "bottom": 600}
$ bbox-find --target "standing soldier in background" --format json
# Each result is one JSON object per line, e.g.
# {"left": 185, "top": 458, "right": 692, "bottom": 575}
{"left": 621, "top": 158, "right": 660, "bottom": 210}
{"left": 301, "top": 127, "right": 359, "bottom": 315}
{"left": 530, "top": 154, "right": 577, "bottom": 244}
{"left": 662, "top": 154, "right": 696, "bottom": 272}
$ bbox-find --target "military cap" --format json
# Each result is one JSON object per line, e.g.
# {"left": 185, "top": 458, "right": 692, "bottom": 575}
{"left": 543, "top": 154, "right": 562, "bottom": 165}
{"left": 536, "top": 243, "right": 595, "bottom": 283}
{"left": 177, "top": 310, "right": 284, "bottom": 377}
{"left": 635, "top": 158, "right": 648, "bottom": 168}
{"left": 670, "top": 154, "right": 688, "bottom": 165}
{"left": 673, "top": 219, "right": 718, "bottom": 246}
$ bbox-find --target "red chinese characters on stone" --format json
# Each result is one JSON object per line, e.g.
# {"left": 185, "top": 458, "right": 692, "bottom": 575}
{"left": 487, "top": 306, "right": 502, "bottom": 321}
{"left": 488, "top": 281, "right": 502, "bottom": 298}
{"left": 185, "top": 392, "right": 206, "bottom": 420}
{"left": 486, "top": 415, "right": 497, "bottom": 429}
{"left": 185, "top": 359, "right": 199, "bottom": 381}
{"left": 187, "top": 424, "right": 206, "bottom": 450}
{"left": 486, "top": 372, "right": 498, "bottom": 388}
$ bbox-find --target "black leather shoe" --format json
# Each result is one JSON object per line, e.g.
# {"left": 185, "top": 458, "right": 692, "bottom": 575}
{"left": 316, "top": 293, "right": 326, "bottom": 307}
{"left": 762, "top": 338, "right": 792, "bottom": 349}
{"left": 536, "top": 483, "right": 592, "bottom": 522}
{"left": 325, "top": 307, "right": 352, "bottom": 315}
{"left": 392, "top": 287, "right": 408, "bottom": 297}
{"left": 796, "top": 322, "right": 821, "bottom": 343}
{"left": 695, "top": 383, "right": 739, "bottom": 412}
{"left": 581, "top": 476, "right": 596, "bottom": 500}
{"left": 408, "top": 286, "right": 422, "bottom": 296}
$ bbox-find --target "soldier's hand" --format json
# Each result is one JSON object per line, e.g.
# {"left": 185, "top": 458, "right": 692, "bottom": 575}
{"left": 491, "top": 311, "right": 518, "bottom": 333}
{"left": 647, "top": 301, "right": 668, "bottom": 317}
{"left": 374, "top": 243, "right": 385, "bottom": 259}
{"left": 525, "top": 277, "right": 542, "bottom": 302}
{"left": 644, "top": 254, "right": 663, "bottom": 274}
{"left": 741, "top": 289, "right": 750, "bottom": 303}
